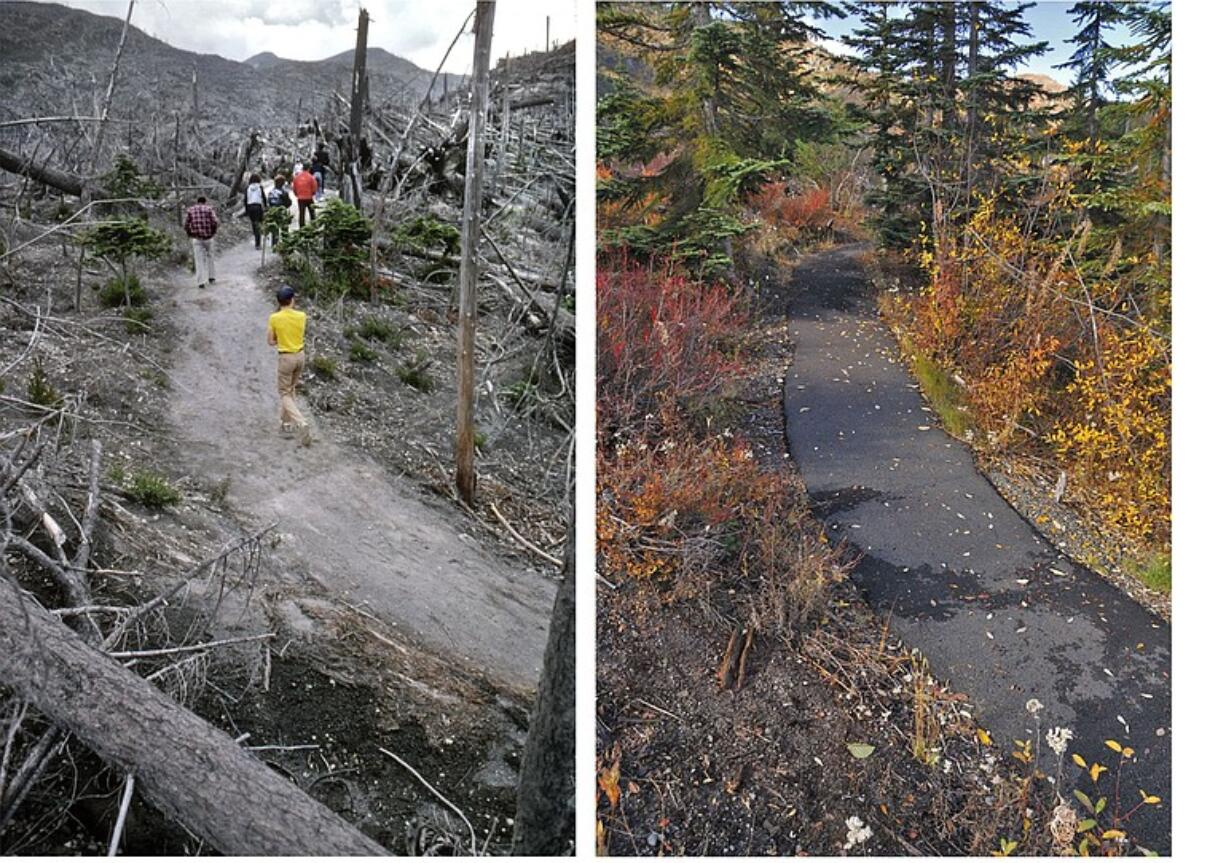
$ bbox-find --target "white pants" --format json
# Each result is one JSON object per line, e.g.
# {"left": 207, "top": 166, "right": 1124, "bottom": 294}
{"left": 191, "top": 238, "right": 216, "bottom": 284}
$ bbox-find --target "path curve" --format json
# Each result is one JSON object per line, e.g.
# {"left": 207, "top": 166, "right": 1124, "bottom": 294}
{"left": 784, "top": 244, "right": 1170, "bottom": 849}
{"left": 165, "top": 241, "right": 556, "bottom": 692}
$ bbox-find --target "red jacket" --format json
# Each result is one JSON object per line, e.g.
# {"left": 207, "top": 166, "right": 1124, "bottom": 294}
{"left": 292, "top": 171, "right": 318, "bottom": 201}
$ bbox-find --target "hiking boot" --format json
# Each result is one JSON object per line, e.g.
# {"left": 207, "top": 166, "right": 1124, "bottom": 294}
{"left": 297, "top": 425, "right": 313, "bottom": 448}
{"left": 198, "top": 283, "right": 205, "bottom": 289}
{"left": 280, "top": 422, "right": 295, "bottom": 438}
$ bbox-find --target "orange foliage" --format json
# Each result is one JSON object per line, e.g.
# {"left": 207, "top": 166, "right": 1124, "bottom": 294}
{"left": 746, "top": 182, "right": 832, "bottom": 238}
{"left": 883, "top": 195, "right": 1170, "bottom": 543}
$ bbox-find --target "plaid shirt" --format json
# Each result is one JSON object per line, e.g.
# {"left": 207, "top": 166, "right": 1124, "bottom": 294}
{"left": 184, "top": 203, "right": 219, "bottom": 239}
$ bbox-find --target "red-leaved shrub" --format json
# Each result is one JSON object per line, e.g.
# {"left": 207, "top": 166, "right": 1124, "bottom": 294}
{"left": 597, "top": 255, "right": 749, "bottom": 436}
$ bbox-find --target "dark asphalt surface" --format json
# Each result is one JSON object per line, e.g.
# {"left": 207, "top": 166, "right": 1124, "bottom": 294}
{"left": 783, "top": 245, "right": 1171, "bottom": 850}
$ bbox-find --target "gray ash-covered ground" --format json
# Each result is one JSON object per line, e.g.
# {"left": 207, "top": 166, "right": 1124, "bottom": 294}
{"left": 0, "top": 199, "right": 552, "bottom": 855}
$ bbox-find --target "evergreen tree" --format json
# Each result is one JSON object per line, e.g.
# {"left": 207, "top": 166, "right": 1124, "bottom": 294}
{"left": 1055, "top": 1, "right": 1125, "bottom": 143}
{"left": 846, "top": 1, "right": 1049, "bottom": 250}
{"left": 598, "top": 2, "right": 845, "bottom": 273}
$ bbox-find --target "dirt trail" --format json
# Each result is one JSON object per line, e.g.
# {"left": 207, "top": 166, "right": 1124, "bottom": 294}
{"left": 164, "top": 240, "right": 556, "bottom": 692}
{"left": 784, "top": 245, "right": 1170, "bottom": 849}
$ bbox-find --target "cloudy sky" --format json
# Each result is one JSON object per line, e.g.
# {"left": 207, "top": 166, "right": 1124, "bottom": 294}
{"left": 40, "top": 0, "right": 576, "bottom": 73}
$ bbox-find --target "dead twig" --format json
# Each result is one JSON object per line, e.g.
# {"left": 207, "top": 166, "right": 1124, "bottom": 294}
{"left": 489, "top": 501, "right": 562, "bottom": 567}
{"left": 379, "top": 747, "right": 477, "bottom": 856}
{"left": 106, "top": 773, "right": 135, "bottom": 856}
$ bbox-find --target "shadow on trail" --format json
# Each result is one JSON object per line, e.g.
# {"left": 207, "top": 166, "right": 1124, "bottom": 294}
{"left": 784, "top": 244, "right": 1170, "bottom": 850}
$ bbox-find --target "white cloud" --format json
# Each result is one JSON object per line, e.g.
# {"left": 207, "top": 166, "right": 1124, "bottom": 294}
{"left": 37, "top": 0, "right": 575, "bottom": 71}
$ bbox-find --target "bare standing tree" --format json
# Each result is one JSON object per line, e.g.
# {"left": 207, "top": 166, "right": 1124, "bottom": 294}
{"left": 455, "top": 1, "right": 495, "bottom": 506}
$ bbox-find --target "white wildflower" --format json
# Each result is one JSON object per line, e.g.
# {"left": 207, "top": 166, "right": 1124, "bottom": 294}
{"left": 843, "top": 815, "right": 873, "bottom": 851}
{"left": 1045, "top": 726, "right": 1074, "bottom": 756}
{"left": 1026, "top": 698, "right": 1044, "bottom": 716}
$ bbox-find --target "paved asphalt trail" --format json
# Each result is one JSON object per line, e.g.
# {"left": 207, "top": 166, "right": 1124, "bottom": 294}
{"left": 784, "top": 244, "right": 1170, "bottom": 849}
{"left": 165, "top": 240, "right": 556, "bottom": 692}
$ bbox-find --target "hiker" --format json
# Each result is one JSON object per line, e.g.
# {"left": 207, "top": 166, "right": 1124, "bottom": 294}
{"left": 183, "top": 195, "right": 218, "bottom": 289}
{"left": 315, "top": 144, "right": 330, "bottom": 186}
{"left": 244, "top": 173, "right": 269, "bottom": 249}
{"left": 292, "top": 166, "right": 317, "bottom": 228}
{"left": 309, "top": 155, "right": 324, "bottom": 202}
{"left": 266, "top": 285, "right": 311, "bottom": 445}
{"left": 266, "top": 174, "right": 292, "bottom": 246}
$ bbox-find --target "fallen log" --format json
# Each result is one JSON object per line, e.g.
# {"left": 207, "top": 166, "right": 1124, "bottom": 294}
{"left": 0, "top": 580, "right": 389, "bottom": 856}
{"left": 0, "top": 145, "right": 86, "bottom": 197}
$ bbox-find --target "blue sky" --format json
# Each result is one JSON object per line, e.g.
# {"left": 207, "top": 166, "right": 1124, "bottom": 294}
{"left": 817, "top": 1, "right": 1153, "bottom": 86}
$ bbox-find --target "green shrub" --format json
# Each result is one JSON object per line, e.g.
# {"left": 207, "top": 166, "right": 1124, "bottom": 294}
{"left": 80, "top": 216, "right": 171, "bottom": 304}
{"left": 310, "top": 355, "right": 338, "bottom": 379}
{"left": 349, "top": 342, "right": 377, "bottom": 363}
{"left": 118, "top": 469, "right": 181, "bottom": 508}
{"left": 502, "top": 365, "right": 541, "bottom": 408}
{"left": 397, "top": 364, "right": 434, "bottom": 392}
{"left": 27, "top": 358, "right": 62, "bottom": 408}
{"left": 99, "top": 274, "right": 147, "bottom": 308}
{"left": 392, "top": 215, "right": 461, "bottom": 257}
{"left": 103, "top": 153, "right": 162, "bottom": 200}
{"left": 122, "top": 306, "right": 154, "bottom": 334}
{"left": 357, "top": 316, "right": 399, "bottom": 345}
{"left": 502, "top": 378, "right": 537, "bottom": 405}
{"left": 474, "top": 430, "right": 488, "bottom": 450}
{"left": 263, "top": 205, "right": 293, "bottom": 247}
{"left": 275, "top": 199, "right": 372, "bottom": 295}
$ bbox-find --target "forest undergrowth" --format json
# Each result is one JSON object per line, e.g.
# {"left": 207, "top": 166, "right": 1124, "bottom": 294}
{"left": 596, "top": 1, "right": 1169, "bottom": 855}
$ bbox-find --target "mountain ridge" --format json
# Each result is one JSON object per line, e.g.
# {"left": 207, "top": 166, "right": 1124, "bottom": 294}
{"left": 0, "top": 2, "right": 461, "bottom": 132}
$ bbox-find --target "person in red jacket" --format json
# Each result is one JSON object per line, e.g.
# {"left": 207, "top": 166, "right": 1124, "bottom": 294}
{"left": 183, "top": 195, "right": 219, "bottom": 289}
{"left": 292, "top": 168, "right": 317, "bottom": 228}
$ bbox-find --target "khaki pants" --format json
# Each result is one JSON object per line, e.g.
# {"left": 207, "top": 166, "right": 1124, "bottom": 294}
{"left": 191, "top": 238, "right": 215, "bottom": 284}
{"left": 276, "top": 351, "right": 306, "bottom": 427}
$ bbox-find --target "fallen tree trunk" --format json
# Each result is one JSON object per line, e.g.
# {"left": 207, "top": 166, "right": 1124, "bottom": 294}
{"left": 0, "top": 145, "right": 85, "bottom": 197}
{"left": 0, "top": 580, "right": 389, "bottom": 856}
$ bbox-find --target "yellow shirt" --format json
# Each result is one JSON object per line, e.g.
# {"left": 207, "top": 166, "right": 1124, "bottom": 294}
{"left": 268, "top": 308, "right": 306, "bottom": 353}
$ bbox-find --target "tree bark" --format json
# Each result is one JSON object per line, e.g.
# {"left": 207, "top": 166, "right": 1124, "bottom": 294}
{"left": 512, "top": 517, "right": 575, "bottom": 855}
{"left": 0, "top": 145, "right": 85, "bottom": 196}
{"left": 0, "top": 580, "right": 389, "bottom": 856}
{"left": 343, "top": 7, "right": 370, "bottom": 208}
{"left": 455, "top": 1, "right": 495, "bottom": 506}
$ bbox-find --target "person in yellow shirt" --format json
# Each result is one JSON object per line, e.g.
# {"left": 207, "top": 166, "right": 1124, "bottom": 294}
{"left": 267, "top": 285, "right": 311, "bottom": 445}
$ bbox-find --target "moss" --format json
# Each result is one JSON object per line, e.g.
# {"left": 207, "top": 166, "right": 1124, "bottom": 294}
{"left": 1128, "top": 551, "right": 1171, "bottom": 594}
{"left": 909, "top": 350, "right": 971, "bottom": 439}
